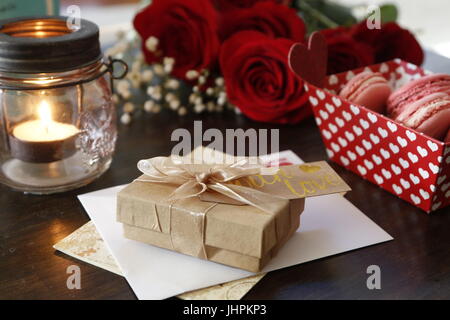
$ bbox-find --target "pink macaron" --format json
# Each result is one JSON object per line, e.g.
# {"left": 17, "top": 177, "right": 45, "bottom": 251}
{"left": 393, "top": 92, "right": 450, "bottom": 142}
{"left": 339, "top": 71, "right": 392, "bottom": 114}
{"left": 387, "top": 73, "right": 450, "bottom": 119}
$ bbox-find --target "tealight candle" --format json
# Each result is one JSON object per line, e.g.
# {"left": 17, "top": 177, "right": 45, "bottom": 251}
{"left": 9, "top": 101, "right": 79, "bottom": 163}
{"left": 0, "top": 16, "right": 125, "bottom": 194}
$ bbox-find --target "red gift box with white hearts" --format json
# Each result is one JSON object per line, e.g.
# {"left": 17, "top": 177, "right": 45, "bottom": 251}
{"left": 306, "top": 59, "right": 450, "bottom": 213}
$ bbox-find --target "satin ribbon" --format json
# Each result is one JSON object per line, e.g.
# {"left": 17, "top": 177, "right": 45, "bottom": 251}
{"left": 135, "top": 156, "right": 290, "bottom": 261}
{"left": 136, "top": 156, "right": 286, "bottom": 215}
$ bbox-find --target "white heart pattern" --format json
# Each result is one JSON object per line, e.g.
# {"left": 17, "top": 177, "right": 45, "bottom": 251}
{"left": 391, "top": 164, "right": 401, "bottom": 175}
{"left": 326, "top": 149, "right": 334, "bottom": 158}
{"left": 408, "top": 152, "right": 419, "bottom": 163}
{"left": 356, "top": 146, "right": 366, "bottom": 156}
{"left": 387, "top": 122, "right": 398, "bottom": 132}
{"left": 397, "top": 137, "right": 407, "bottom": 148}
{"left": 370, "top": 134, "right": 380, "bottom": 144}
{"left": 365, "top": 160, "right": 374, "bottom": 170}
{"left": 420, "top": 189, "right": 430, "bottom": 200}
{"left": 417, "top": 146, "right": 428, "bottom": 158}
{"left": 368, "top": 113, "right": 378, "bottom": 123}
{"left": 432, "top": 202, "right": 442, "bottom": 211}
{"left": 380, "top": 149, "right": 390, "bottom": 160}
{"left": 382, "top": 169, "right": 392, "bottom": 180}
{"left": 358, "top": 165, "right": 367, "bottom": 176}
{"left": 332, "top": 97, "right": 342, "bottom": 107}
{"left": 441, "top": 182, "right": 450, "bottom": 192}
{"left": 437, "top": 176, "right": 447, "bottom": 185}
{"left": 321, "top": 109, "right": 331, "bottom": 120}
{"left": 380, "top": 63, "right": 389, "bottom": 73}
{"left": 360, "top": 119, "right": 370, "bottom": 130}
{"left": 340, "top": 156, "right": 350, "bottom": 166}
{"left": 350, "top": 105, "right": 360, "bottom": 115}
{"left": 309, "top": 96, "right": 318, "bottom": 106}
{"left": 399, "top": 158, "right": 410, "bottom": 169}
{"left": 411, "top": 194, "right": 421, "bottom": 205}
{"left": 362, "top": 140, "right": 372, "bottom": 151}
{"left": 347, "top": 151, "right": 357, "bottom": 161}
{"left": 343, "top": 111, "right": 352, "bottom": 121}
{"left": 329, "top": 123, "right": 338, "bottom": 134}
{"left": 400, "top": 179, "right": 411, "bottom": 190}
{"left": 313, "top": 60, "right": 447, "bottom": 211}
{"left": 406, "top": 130, "right": 417, "bottom": 141}
{"left": 389, "top": 143, "right": 400, "bottom": 154}
{"left": 353, "top": 126, "right": 363, "bottom": 136}
{"left": 372, "top": 155, "right": 382, "bottom": 165}
{"left": 336, "top": 117, "right": 345, "bottom": 128}
{"left": 427, "top": 140, "right": 439, "bottom": 152}
{"left": 378, "top": 127, "right": 388, "bottom": 138}
{"left": 345, "top": 131, "right": 355, "bottom": 142}
{"left": 338, "top": 137, "right": 348, "bottom": 148}
{"left": 346, "top": 71, "right": 355, "bottom": 81}
{"left": 329, "top": 75, "right": 338, "bottom": 85}
{"left": 410, "top": 174, "right": 420, "bottom": 185}
{"left": 322, "top": 130, "right": 332, "bottom": 140}
{"left": 374, "top": 174, "right": 384, "bottom": 185}
{"left": 317, "top": 90, "right": 326, "bottom": 100}
{"left": 331, "top": 143, "right": 340, "bottom": 153}
{"left": 393, "top": 184, "right": 402, "bottom": 195}
{"left": 326, "top": 103, "right": 335, "bottom": 114}
{"left": 419, "top": 168, "right": 429, "bottom": 179}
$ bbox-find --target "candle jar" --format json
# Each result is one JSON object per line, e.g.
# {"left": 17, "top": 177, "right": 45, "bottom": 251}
{"left": 0, "top": 17, "right": 127, "bottom": 194}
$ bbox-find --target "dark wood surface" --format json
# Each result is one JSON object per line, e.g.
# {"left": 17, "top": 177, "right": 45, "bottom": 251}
{"left": 0, "top": 109, "right": 449, "bottom": 300}
{"left": 1, "top": 47, "right": 450, "bottom": 300}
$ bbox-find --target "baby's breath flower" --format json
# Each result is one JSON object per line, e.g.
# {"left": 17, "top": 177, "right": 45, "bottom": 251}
{"left": 120, "top": 113, "right": 131, "bottom": 125}
{"left": 186, "top": 70, "right": 199, "bottom": 80}
{"left": 145, "top": 36, "right": 159, "bottom": 52}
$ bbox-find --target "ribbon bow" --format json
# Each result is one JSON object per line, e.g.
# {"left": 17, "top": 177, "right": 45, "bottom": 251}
{"left": 136, "top": 156, "right": 285, "bottom": 214}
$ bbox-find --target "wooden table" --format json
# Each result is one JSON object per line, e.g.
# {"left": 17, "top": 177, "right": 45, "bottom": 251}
{"left": 1, "top": 51, "right": 450, "bottom": 299}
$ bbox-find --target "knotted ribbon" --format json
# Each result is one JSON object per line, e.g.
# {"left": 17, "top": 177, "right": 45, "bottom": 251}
{"left": 134, "top": 156, "right": 293, "bottom": 261}
{"left": 136, "top": 156, "right": 287, "bottom": 215}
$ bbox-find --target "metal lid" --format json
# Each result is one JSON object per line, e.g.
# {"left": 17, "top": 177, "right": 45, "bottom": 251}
{"left": 0, "top": 16, "right": 102, "bottom": 73}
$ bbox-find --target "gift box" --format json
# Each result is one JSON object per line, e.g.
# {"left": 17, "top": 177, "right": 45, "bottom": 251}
{"left": 116, "top": 151, "right": 350, "bottom": 272}
{"left": 307, "top": 59, "right": 450, "bottom": 213}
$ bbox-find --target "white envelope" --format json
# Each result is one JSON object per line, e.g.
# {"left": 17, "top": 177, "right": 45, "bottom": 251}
{"left": 78, "top": 150, "right": 393, "bottom": 299}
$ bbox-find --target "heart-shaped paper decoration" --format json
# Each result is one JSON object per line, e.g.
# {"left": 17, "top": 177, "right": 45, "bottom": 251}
{"left": 288, "top": 32, "right": 328, "bottom": 88}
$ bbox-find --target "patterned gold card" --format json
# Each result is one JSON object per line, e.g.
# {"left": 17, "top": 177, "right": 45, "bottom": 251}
{"left": 54, "top": 221, "right": 265, "bottom": 300}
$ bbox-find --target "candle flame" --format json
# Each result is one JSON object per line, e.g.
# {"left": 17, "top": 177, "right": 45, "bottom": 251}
{"left": 38, "top": 100, "right": 52, "bottom": 126}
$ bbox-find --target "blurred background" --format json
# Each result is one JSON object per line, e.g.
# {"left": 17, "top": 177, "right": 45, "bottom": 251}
{"left": 57, "top": 0, "right": 450, "bottom": 57}
{"left": 0, "top": 0, "right": 449, "bottom": 57}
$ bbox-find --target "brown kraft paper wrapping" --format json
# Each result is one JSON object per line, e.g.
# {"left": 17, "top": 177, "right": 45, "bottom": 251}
{"left": 117, "top": 160, "right": 350, "bottom": 272}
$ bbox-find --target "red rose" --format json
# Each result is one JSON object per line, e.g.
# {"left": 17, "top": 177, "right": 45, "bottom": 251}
{"left": 214, "top": 0, "right": 292, "bottom": 10}
{"left": 321, "top": 27, "right": 374, "bottom": 75}
{"left": 133, "top": 0, "right": 220, "bottom": 80}
{"left": 220, "top": 31, "right": 311, "bottom": 124}
{"left": 219, "top": 1, "right": 305, "bottom": 42}
{"left": 352, "top": 21, "right": 424, "bottom": 66}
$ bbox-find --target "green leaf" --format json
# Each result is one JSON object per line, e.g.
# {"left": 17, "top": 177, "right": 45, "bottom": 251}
{"left": 296, "top": 0, "right": 357, "bottom": 33}
{"left": 379, "top": 4, "right": 398, "bottom": 23}
{"left": 319, "top": 2, "right": 357, "bottom": 27}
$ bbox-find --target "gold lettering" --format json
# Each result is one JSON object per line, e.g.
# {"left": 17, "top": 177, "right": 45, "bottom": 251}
{"left": 247, "top": 174, "right": 281, "bottom": 188}
{"left": 311, "top": 176, "right": 327, "bottom": 190}
{"left": 277, "top": 168, "right": 293, "bottom": 179}
{"left": 298, "top": 181, "right": 317, "bottom": 195}
{"left": 324, "top": 174, "right": 342, "bottom": 186}
{"left": 283, "top": 179, "right": 307, "bottom": 197}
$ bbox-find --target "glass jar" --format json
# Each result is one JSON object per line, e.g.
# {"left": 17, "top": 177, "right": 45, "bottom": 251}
{"left": 0, "top": 17, "right": 126, "bottom": 194}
